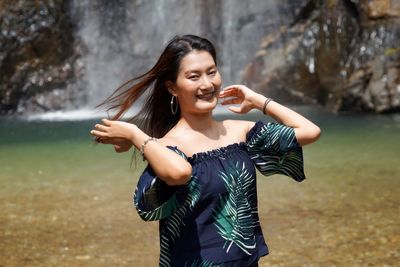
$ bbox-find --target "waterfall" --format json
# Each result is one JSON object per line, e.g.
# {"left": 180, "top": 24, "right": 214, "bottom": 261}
{"left": 70, "top": 0, "right": 201, "bottom": 110}
{"left": 69, "top": 0, "right": 294, "bottom": 111}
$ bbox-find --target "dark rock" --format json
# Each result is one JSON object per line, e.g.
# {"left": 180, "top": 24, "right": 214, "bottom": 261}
{"left": 387, "top": 67, "right": 400, "bottom": 107}
{"left": 0, "top": 0, "right": 84, "bottom": 116}
{"left": 243, "top": 0, "right": 400, "bottom": 113}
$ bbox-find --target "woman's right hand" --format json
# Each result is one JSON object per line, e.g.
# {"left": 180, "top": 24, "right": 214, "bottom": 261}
{"left": 90, "top": 118, "right": 138, "bottom": 152}
{"left": 90, "top": 119, "right": 194, "bottom": 185}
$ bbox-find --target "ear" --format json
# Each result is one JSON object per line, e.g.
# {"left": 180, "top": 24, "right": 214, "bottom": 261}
{"left": 166, "top": 81, "right": 177, "bottom": 96}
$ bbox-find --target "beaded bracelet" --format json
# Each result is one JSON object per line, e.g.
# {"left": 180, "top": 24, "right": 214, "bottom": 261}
{"left": 262, "top": 97, "right": 273, "bottom": 115}
{"left": 140, "top": 137, "right": 158, "bottom": 161}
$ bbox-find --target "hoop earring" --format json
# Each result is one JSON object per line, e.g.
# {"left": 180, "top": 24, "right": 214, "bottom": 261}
{"left": 170, "top": 95, "right": 178, "bottom": 115}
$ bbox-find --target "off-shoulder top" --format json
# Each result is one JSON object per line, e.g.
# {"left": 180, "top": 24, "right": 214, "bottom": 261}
{"left": 133, "top": 120, "right": 306, "bottom": 267}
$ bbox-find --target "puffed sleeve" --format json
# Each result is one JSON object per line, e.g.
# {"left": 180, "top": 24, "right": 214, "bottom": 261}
{"left": 246, "top": 120, "right": 306, "bottom": 182}
{"left": 133, "top": 147, "right": 200, "bottom": 221}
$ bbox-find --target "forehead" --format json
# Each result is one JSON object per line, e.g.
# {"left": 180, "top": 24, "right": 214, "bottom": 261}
{"left": 179, "top": 50, "right": 215, "bottom": 73}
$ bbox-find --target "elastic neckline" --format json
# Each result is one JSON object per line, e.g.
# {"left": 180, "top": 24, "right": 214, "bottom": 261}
{"left": 166, "top": 120, "right": 264, "bottom": 164}
{"left": 167, "top": 142, "right": 247, "bottom": 164}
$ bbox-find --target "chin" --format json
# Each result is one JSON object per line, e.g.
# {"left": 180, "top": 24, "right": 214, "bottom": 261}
{"left": 193, "top": 101, "right": 217, "bottom": 114}
{"left": 200, "top": 98, "right": 218, "bottom": 108}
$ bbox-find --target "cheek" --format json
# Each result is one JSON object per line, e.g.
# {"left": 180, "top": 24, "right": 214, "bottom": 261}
{"left": 175, "top": 81, "right": 197, "bottom": 100}
{"left": 176, "top": 75, "right": 193, "bottom": 88}
{"left": 214, "top": 73, "right": 222, "bottom": 86}
{"left": 179, "top": 80, "right": 195, "bottom": 89}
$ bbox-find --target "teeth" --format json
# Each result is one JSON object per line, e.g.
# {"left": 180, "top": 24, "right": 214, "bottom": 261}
{"left": 198, "top": 91, "right": 214, "bottom": 98}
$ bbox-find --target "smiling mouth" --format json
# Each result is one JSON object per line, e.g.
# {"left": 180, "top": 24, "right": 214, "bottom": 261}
{"left": 197, "top": 91, "right": 216, "bottom": 100}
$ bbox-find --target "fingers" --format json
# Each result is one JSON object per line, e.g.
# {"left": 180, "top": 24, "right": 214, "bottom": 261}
{"left": 93, "top": 137, "right": 119, "bottom": 146}
{"left": 95, "top": 123, "right": 108, "bottom": 131}
{"left": 222, "top": 84, "right": 243, "bottom": 91}
{"left": 90, "top": 129, "right": 108, "bottom": 137}
{"left": 90, "top": 119, "right": 119, "bottom": 143}
{"left": 98, "top": 138, "right": 113, "bottom": 144}
{"left": 90, "top": 124, "right": 108, "bottom": 142}
{"left": 91, "top": 136, "right": 116, "bottom": 145}
{"left": 228, "top": 106, "right": 242, "bottom": 113}
{"left": 220, "top": 98, "right": 241, "bottom": 105}
{"left": 220, "top": 85, "right": 252, "bottom": 98}
{"left": 218, "top": 88, "right": 238, "bottom": 97}
{"left": 102, "top": 118, "right": 112, "bottom": 125}
{"left": 90, "top": 119, "right": 111, "bottom": 137}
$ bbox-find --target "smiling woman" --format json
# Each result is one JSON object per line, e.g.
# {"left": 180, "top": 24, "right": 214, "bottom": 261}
{"left": 165, "top": 50, "right": 222, "bottom": 115}
{"left": 90, "top": 34, "right": 320, "bottom": 266}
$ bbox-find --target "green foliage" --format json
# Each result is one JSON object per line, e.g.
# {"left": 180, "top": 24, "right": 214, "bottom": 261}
{"left": 212, "top": 161, "right": 256, "bottom": 255}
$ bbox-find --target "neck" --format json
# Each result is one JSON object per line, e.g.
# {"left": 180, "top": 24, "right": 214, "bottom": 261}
{"left": 176, "top": 111, "right": 216, "bottom": 132}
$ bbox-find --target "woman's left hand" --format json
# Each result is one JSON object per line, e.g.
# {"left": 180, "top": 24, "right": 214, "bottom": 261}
{"left": 217, "top": 84, "right": 259, "bottom": 114}
{"left": 95, "top": 137, "right": 133, "bottom": 153}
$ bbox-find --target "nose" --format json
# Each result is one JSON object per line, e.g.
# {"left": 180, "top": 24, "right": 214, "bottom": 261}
{"left": 199, "top": 74, "right": 213, "bottom": 90}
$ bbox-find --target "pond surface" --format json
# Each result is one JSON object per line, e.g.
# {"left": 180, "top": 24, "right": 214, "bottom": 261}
{"left": 0, "top": 106, "right": 399, "bottom": 266}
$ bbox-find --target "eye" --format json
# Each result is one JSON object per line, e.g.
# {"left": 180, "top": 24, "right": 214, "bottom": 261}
{"left": 208, "top": 70, "right": 217, "bottom": 76}
{"left": 188, "top": 75, "right": 199, "bottom": 80}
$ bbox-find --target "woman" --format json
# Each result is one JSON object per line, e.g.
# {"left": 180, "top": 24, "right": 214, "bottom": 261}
{"left": 90, "top": 35, "right": 321, "bottom": 267}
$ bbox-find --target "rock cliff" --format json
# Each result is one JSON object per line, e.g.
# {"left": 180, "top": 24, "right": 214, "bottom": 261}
{"left": 243, "top": 0, "right": 400, "bottom": 113}
{"left": 0, "top": 0, "right": 398, "bottom": 116}
{"left": 0, "top": 0, "right": 85, "bottom": 115}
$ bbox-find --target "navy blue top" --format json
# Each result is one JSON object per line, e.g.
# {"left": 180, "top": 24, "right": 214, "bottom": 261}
{"left": 133, "top": 120, "right": 306, "bottom": 267}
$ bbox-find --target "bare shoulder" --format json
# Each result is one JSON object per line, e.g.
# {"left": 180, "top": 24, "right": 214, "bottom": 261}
{"left": 157, "top": 135, "right": 177, "bottom": 147}
{"left": 157, "top": 128, "right": 188, "bottom": 148}
{"left": 222, "top": 119, "right": 256, "bottom": 133}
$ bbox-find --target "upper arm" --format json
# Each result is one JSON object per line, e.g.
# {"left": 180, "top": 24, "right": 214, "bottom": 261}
{"left": 245, "top": 120, "right": 306, "bottom": 182}
{"left": 293, "top": 125, "right": 321, "bottom": 146}
{"left": 246, "top": 120, "right": 256, "bottom": 133}
{"left": 144, "top": 136, "right": 192, "bottom": 186}
{"left": 238, "top": 118, "right": 321, "bottom": 147}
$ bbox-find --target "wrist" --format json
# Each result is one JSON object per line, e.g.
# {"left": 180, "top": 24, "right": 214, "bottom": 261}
{"left": 140, "top": 137, "right": 158, "bottom": 161}
{"left": 129, "top": 125, "right": 146, "bottom": 148}
{"left": 262, "top": 98, "right": 273, "bottom": 115}
{"left": 250, "top": 93, "right": 268, "bottom": 111}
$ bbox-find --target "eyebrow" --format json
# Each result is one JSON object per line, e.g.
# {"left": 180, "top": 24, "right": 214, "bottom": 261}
{"left": 183, "top": 65, "right": 216, "bottom": 75}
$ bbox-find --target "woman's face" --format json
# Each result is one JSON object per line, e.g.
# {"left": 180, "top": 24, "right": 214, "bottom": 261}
{"left": 169, "top": 50, "right": 222, "bottom": 115}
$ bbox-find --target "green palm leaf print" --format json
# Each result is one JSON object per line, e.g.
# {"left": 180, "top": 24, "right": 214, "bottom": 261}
{"left": 184, "top": 259, "right": 224, "bottom": 267}
{"left": 212, "top": 161, "right": 256, "bottom": 255}
{"left": 246, "top": 121, "right": 305, "bottom": 182}
{"left": 160, "top": 175, "right": 201, "bottom": 267}
{"left": 136, "top": 191, "right": 180, "bottom": 221}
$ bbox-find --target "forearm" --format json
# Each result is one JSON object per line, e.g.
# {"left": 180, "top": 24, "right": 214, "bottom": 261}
{"left": 250, "top": 93, "right": 321, "bottom": 145}
{"left": 130, "top": 127, "right": 192, "bottom": 185}
{"left": 250, "top": 93, "right": 309, "bottom": 127}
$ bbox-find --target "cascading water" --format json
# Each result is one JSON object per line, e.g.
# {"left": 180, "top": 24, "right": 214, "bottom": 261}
{"left": 69, "top": 0, "right": 304, "bottom": 114}
{"left": 70, "top": 0, "right": 201, "bottom": 111}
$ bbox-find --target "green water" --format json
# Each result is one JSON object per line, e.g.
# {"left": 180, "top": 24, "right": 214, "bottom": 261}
{"left": 0, "top": 106, "right": 399, "bottom": 266}
{"left": 1, "top": 106, "right": 398, "bottom": 184}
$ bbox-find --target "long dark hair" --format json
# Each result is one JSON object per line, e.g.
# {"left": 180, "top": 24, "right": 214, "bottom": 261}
{"left": 95, "top": 34, "right": 218, "bottom": 138}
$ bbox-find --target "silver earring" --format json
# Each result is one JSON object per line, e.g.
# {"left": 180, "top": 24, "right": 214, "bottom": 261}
{"left": 170, "top": 95, "right": 178, "bottom": 115}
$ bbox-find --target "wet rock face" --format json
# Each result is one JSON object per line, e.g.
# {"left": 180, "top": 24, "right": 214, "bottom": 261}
{"left": 244, "top": 0, "right": 400, "bottom": 113}
{"left": 362, "top": 0, "right": 400, "bottom": 19}
{"left": 0, "top": 0, "right": 398, "bottom": 116}
{"left": 71, "top": 0, "right": 312, "bottom": 109}
{"left": 0, "top": 0, "right": 84, "bottom": 115}
{"left": 2, "top": 0, "right": 311, "bottom": 115}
